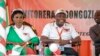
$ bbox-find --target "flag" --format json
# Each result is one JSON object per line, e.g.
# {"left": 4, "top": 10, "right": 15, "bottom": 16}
{"left": 0, "top": 0, "right": 6, "bottom": 55}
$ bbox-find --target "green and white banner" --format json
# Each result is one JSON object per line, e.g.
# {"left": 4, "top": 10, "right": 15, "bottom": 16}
{"left": 0, "top": 0, "right": 6, "bottom": 55}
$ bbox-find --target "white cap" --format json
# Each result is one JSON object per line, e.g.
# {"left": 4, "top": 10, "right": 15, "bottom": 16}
{"left": 11, "top": 8, "right": 23, "bottom": 15}
{"left": 55, "top": 9, "right": 66, "bottom": 16}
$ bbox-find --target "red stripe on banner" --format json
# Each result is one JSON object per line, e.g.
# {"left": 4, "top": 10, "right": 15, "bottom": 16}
{"left": 2, "top": 21, "right": 6, "bottom": 28}
{"left": 0, "top": 37, "right": 6, "bottom": 46}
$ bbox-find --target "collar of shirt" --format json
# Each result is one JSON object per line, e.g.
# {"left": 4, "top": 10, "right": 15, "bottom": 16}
{"left": 53, "top": 22, "right": 65, "bottom": 33}
{"left": 53, "top": 22, "right": 68, "bottom": 28}
{"left": 14, "top": 25, "right": 24, "bottom": 30}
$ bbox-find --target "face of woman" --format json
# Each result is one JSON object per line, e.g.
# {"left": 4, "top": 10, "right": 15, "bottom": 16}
{"left": 13, "top": 13, "right": 24, "bottom": 27}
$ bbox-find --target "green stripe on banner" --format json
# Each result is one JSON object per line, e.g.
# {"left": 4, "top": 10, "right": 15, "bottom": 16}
{"left": 0, "top": 52, "right": 4, "bottom": 56}
{"left": 0, "top": 0, "right": 5, "bottom": 8}
{"left": 0, "top": 17, "right": 4, "bottom": 24}
{"left": 0, "top": 0, "right": 5, "bottom": 56}
{"left": 0, "top": 0, "right": 6, "bottom": 25}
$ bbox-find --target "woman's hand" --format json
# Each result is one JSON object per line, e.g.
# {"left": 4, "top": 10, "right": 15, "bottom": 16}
{"left": 7, "top": 42, "right": 29, "bottom": 47}
{"left": 21, "top": 42, "right": 31, "bottom": 47}
{"left": 7, "top": 42, "right": 18, "bottom": 45}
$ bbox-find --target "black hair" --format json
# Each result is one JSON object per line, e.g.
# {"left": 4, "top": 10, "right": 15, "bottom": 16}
{"left": 94, "top": 10, "right": 100, "bottom": 18}
{"left": 11, "top": 10, "right": 26, "bottom": 21}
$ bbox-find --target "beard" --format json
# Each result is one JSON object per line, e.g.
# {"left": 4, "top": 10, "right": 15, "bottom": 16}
{"left": 57, "top": 24, "right": 63, "bottom": 27}
{"left": 56, "top": 19, "right": 66, "bottom": 27}
{"left": 56, "top": 22, "right": 64, "bottom": 27}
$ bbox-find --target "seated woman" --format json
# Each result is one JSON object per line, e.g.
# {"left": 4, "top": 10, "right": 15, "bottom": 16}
{"left": 6, "top": 9, "right": 39, "bottom": 55}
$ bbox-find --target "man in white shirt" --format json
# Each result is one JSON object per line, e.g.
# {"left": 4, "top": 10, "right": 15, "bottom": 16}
{"left": 41, "top": 9, "right": 81, "bottom": 56}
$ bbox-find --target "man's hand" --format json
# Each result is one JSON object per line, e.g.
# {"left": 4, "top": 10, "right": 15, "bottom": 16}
{"left": 53, "top": 39, "right": 70, "bottom": 46}
{"left": 59, "top": 40, "right": 70, "bottom": 46}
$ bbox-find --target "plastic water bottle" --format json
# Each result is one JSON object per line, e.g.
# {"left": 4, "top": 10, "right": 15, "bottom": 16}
{"left": 38, "top": 41, "right": 44, "bottom": 56}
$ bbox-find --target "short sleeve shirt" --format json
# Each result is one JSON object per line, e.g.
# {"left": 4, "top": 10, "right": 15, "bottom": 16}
{"left": 42, "top": 22, "right": 79, "bottom": 40}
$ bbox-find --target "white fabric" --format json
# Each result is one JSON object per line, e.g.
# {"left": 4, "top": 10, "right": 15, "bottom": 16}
{"left": 0, "top": 43, "right": 6, "bottom": 54}
{"left": 0, "top": 7, "right": 6, "bottom": 21}
{"left": 24, "top": 25, "right": 37, "bottom": 38}
{"left": 12, "top": 9, "right": 23, "bottom": 15}
{"left": 42, "top": 22, "right": 79, "bottom": 47}
{"left": 49, "top": 43, "right": 59, "bottom": 52}
{"left": 14, "top": 25, "right": 30, "bottom": 42}
{"left": 10, "top": 45, "right": 23, "bottom": 55}
{"left": 0, "top": 24, "right": 6, "bottom": 40}
{"left": 6, "top": 26, "right": 10, "bottom": 35}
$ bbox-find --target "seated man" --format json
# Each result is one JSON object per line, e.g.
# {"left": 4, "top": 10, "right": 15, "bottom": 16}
{"left": 41, "top": 9, "right": 81, "bottom": 56}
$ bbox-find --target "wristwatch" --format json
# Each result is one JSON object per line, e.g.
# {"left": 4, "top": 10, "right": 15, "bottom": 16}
{"left": 69, "top": 40, "right": 72, "bottom": 44}
{"left": 26, "top": 42, "right": 29, "bottom": 45}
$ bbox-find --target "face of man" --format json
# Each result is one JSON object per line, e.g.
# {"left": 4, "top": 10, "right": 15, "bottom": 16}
{"left": 94, "top": 11, "right": 100, "bottom": 24}
{"left": 55, "top": 13, "right": 66, "bottom": 27}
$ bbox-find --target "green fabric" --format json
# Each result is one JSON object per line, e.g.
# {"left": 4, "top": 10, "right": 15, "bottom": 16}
{"left": 0, "top": 17, "right": 3, "bottom": 24}
{"left": 20, "top": 37, "right": 40, "bottom": 54}
{"left": 0, "top": 0, "right": 5, "bottom": 8}
{"left": 44, "top": 47, "right": 52, "bottom": 56}
{"left": 30, "top": 37, "right": 40, "bottom": 45}
{"left": 0, "top": 52, "right": 4, "bottom": 56}
{"left": 6, "top": 26, "right": 26, "bottom": 54}
{"left": 7, "top": 26, "right": 24, "bottom": 43}
{"left": 27, "top": 43, "right": 34, "bottom": 49}
{"left": 6, "top": 44, "right": 13, "bottom": 51}
{"left": 27, "top": 37, "right": 40, "bottom": 49}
